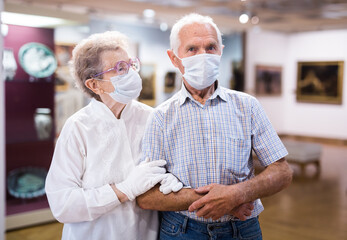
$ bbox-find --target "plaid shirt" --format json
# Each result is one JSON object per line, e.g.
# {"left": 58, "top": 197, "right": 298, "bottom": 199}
{"left": 142, "top": 83, "right": 288, "bottom": 222}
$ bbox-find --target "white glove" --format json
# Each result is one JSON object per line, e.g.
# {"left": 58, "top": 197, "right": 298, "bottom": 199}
{"left": 159, "top": 173, "right": 183, "bottom": 195}
{"left": 116, "top": 158, "right": 167, "bottom": 201}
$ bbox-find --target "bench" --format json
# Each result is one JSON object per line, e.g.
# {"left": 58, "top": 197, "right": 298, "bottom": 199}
{"left": 282, "top": 140, "right": 322, "bottom": 178}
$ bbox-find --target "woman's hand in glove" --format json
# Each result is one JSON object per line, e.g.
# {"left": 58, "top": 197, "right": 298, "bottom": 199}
{"left": 116, "top": 158, "right": 167, "bottom": 201}
{"left": 159, "top": 173, "right": 183, "bottom": 195}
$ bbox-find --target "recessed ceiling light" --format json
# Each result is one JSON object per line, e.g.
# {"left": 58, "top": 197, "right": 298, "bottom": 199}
{"left": 143, "top": 9, "right": 156, "bottom": 18}
{"left": 239, "top": 13, "right": 249, "bottom": 24}
{"left": 251, "top": 16, "right": 260, "bottom": 24}
{"left": 160, "top": 22, "right": 168, "bottom": 31}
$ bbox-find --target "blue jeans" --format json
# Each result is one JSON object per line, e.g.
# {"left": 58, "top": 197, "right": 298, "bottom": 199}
{"left": 159, "top": 211, "right": 262, "bottom": 240}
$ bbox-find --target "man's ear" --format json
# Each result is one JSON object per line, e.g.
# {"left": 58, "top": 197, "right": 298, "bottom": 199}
{"left": 85, "top": 78, "right": 103, "bottom": 94}
{"left": 167, "top": 49, "right": 179, "bottom": 68}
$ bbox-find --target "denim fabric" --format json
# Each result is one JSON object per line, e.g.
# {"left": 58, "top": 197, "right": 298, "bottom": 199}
{"left": 159, "top": 211, "right": 262, "bottom": 240}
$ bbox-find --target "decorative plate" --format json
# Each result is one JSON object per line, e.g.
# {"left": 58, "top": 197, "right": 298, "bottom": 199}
{"left": 18, "top": 42, "right": 57, "bottom": 78}
{"left": 7, "top": 167, "right": 48, "bottom": 199}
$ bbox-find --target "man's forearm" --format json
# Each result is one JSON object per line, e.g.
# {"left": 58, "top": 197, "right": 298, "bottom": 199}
{"left": 137, "top": 184, "right": 203, "bottom": 211}
{"left": 187, "top": 158, "right": 293, "bottom": 220}
{"left": 236, "top": 158, "right": 293, "bottom": 204}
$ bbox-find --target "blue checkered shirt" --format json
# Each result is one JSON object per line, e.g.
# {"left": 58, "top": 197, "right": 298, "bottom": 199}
{"left": 142, "top": 83, "right": 288, "bottom": 222}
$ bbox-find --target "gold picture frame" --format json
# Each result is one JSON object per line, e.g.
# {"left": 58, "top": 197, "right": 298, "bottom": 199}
{"left": 138, "top": 63, "right": 156, "bottom": 106}
{"left": 296, "top": 61, "right": 344, "bottom": 104}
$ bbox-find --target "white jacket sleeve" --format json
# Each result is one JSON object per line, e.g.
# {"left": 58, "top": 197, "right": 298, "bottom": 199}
{"left": 45, "top": 132, "right": 120, "bottom": 223}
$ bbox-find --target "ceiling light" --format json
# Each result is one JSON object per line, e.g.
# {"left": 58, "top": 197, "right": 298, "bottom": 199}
{"left": 1, "top": 12, "right": 68, "bottom": 28}
{"left": 251, "top": 16, "right": 260, "bottom": 24}
{"left": 239, "top": 13, "right": 249, "bottom": 24}
{"left": 160, "top": 22, "right": 168, "bottom": 32}
{"left": 143, "top": 9, "right": 156, "bottom": 18}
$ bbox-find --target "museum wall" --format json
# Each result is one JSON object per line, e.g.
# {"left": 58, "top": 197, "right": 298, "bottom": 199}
{"left": 246, "top": 28, "right": 347, "bottom": 140}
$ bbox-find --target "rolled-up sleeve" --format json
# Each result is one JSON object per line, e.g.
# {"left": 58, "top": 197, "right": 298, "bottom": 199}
{"left": 251, "top": 98, "right": 288, "bottom": 166}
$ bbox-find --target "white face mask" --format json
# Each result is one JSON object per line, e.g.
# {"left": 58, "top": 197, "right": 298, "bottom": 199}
{"left": 179, "top": 53, "right": 221, "bottom": 90}
{"left": 108, "top": 68, "right": 142, "bottom": 104}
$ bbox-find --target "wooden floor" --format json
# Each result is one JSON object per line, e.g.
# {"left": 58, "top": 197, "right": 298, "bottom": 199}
{"left": 5, "top": 144, "right": 347, "bottom": 240}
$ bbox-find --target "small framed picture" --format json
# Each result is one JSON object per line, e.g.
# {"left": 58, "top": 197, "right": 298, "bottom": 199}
{"left": 138, "top": 63, "right": 156, "bottom": 106}
{"left": 255, "top": 65, "right": 282, "bottom": 96}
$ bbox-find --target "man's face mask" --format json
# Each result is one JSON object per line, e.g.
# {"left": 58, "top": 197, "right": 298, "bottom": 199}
{"left": 178, "top": 53, "right": 221, "bottom": 90}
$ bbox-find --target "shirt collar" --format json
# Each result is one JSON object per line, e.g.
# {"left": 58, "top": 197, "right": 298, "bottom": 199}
{"left": 178, "top": 81, "right": 228, "bottom": 106}
{"left": 90, "top": 98, "right": 132, "bottom": 121}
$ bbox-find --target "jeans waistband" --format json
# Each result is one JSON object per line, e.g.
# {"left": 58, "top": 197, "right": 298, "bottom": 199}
{"left": 160, "top": 211, "right": 262, "bottom": 239}
{"left": 162, "top": 211, "right": 241, "bottom": 236}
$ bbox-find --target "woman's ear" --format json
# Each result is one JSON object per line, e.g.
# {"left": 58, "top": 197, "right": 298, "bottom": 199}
{"left": 85, "top": 78, "right": 104, "bottom": 94}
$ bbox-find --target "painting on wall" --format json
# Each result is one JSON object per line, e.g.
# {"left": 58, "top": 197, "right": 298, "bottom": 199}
{"left": 296, "top": 61, "right": 344, "bottom": 104}
{"left": 230, "top": 60, "right": 244, "bottom": 91}
{"left": 138, "top": 63, "right": 156, "bottom": 106}
{"left": 255, "top": 65, "right": 282, "bottom": 96}
{"left": 55, "top": 43, "right": 75, "bottom": 67}
{"left": 164, "top": 71, "right": 177, "bottom": 93}
{"left": 54, "top": 43, "right": 75, "bottom": 91}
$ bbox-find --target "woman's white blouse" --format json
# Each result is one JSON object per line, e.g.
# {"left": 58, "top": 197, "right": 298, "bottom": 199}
{"left": 45, "top": 98, "right": 158, "bottom": 240}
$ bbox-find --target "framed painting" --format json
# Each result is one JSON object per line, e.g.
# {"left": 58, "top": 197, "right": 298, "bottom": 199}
{"left": 296, "top": 61, "right": 344, "bottom": 104}
{"left": 55, "top": 43, "right": 75, "bottom": 67}
{"left": 54, "top": 43, "right": 75, "bottom": 92}
{"left": 164, "top": 71, "right": 176, "bottom": 93}
{"left": 138, "top": 63, "right": 156, "bottom": 106}
{"left": 255, "top": 65, "right": 282, "bottom": 96}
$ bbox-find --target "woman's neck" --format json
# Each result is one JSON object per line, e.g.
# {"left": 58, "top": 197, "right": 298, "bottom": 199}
{"left": 109, "top": 102, "right": 126, "bottom": 119}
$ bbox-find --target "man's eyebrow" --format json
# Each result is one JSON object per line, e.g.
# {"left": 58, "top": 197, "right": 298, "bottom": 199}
{"left": 185, "top": 44, "right": 196, "bottom": 50}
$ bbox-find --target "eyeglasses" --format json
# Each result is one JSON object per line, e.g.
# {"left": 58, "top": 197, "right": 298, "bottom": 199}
{"left": 92, "top": 57, "right": 140, "bottom": 78}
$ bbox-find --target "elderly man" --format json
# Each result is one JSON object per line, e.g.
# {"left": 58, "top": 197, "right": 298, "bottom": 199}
{"left": 137, "top": 13, "right": 293, "bottom": 240}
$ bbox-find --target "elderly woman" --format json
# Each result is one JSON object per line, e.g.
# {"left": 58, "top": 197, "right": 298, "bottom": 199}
{"left": 45, "top": 31, "right": 182, "bottom": 240}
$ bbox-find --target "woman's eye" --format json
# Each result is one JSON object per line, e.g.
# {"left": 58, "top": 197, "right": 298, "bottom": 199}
{"left": 117, "top": 67, "right": 125, "bottom": 72}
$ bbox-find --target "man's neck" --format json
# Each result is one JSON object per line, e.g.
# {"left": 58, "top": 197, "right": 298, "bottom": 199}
{"left": 183, "top": 80, "right": 216, "bottom": 105}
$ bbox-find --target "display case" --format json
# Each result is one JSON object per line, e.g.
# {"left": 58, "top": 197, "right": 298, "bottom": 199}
{"left": 4, "top": 25, "right": 56, "bottom": 230}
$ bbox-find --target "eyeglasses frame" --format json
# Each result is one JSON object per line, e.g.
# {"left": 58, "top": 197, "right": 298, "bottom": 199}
{"left": 92, "top": 57, "right": 140, "bottom": 78}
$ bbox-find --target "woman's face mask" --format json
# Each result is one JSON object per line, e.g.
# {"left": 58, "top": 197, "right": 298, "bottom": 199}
{"left": 107, "top": 68, "right": 142, "bottom": 104}
{"left": 178, "top": 53, "right": 221, "bottom": 90}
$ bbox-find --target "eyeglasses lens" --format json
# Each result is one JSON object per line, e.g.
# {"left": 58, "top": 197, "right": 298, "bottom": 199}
{"left": 116, "top": 62, "right": 129, "bottom": 75}
{"left": 131, "top": 58, "right": 140, "bottom": 72}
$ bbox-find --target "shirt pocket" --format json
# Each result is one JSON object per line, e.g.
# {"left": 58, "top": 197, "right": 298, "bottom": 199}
{"left": 223, "top": 135, "right": 252, "bottom": 181}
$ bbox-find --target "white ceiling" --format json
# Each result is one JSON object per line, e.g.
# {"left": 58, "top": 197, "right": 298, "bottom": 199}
{"left": 4, "top": 0, "right": 347, "bottom": 34}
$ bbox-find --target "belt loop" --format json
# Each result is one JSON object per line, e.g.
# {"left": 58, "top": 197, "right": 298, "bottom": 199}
{"left": 181, "top": 216, "right": 188, "bottom": 234}
{"left": 230, "top": 220, "right": 237, "bottom": 238}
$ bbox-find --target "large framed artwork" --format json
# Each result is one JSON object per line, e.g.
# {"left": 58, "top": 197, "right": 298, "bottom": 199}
{"left": 296, "top": 61, "right": 344, "bottom": 104}
{"left": 255, "top": 65, "right": 282, "bottom": 96}
{"left": 138, "top": 63, "right": 156, "bottom": 106}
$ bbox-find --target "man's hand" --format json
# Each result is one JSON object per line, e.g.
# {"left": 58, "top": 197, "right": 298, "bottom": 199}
{"left": 231, "top": 202, "right": 254, "bottom": 221}
{"left": 188, "top": 183, "right": 243, "bottom": 220}
{"left": 188, "top": 158, "right": 293, "bottom": 221}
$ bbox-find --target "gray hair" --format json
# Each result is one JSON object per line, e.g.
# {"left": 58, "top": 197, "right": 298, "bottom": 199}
{"left": 170, "top": 13, "right": 223, "bottom": 54}
{"left": 70, "top": 31, "right": 129, "bottom": 99}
